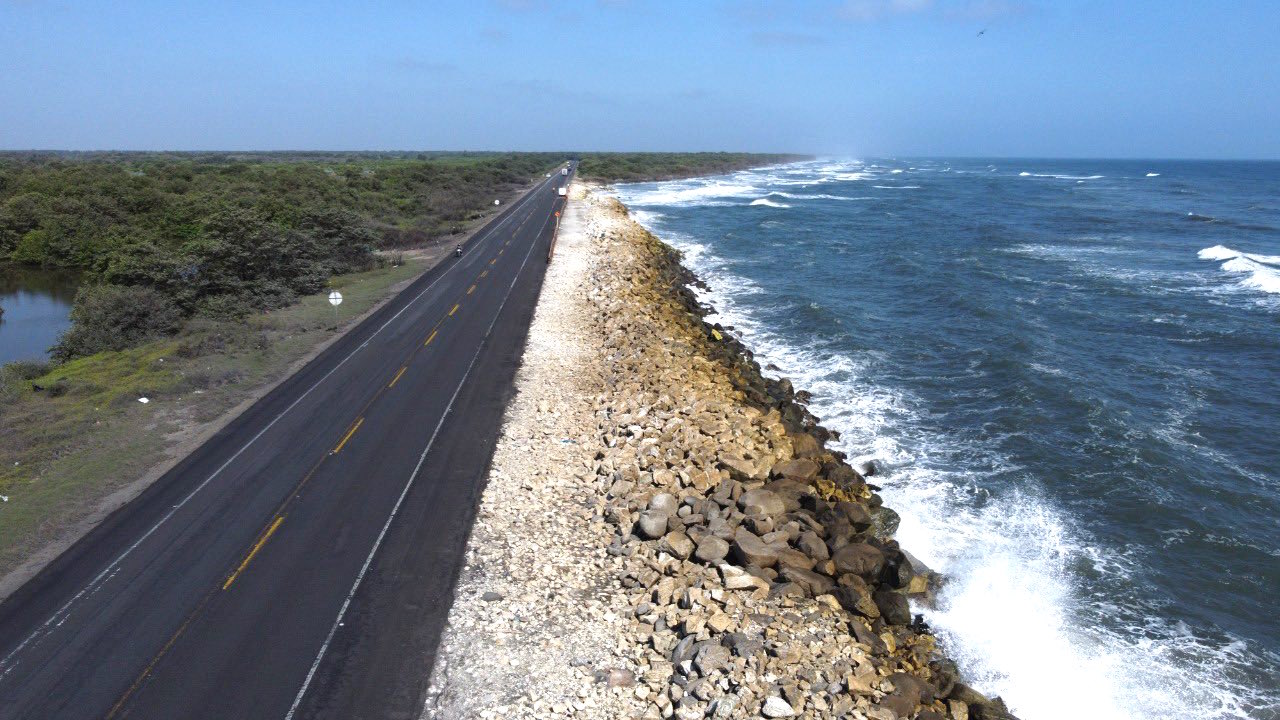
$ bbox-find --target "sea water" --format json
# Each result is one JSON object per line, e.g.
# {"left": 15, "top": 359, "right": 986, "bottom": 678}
{"left": 614, "top": 159, "right": 1280, "bottom": 720}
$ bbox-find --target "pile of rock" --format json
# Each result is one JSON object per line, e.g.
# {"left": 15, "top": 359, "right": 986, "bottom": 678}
{"left": 426, "top": 185, "right": 1018, "bottom": 720}
{"left": 576, "top": 189, "right": 1017, "bottom": 720}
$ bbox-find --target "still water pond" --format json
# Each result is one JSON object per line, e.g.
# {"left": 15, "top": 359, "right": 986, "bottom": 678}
{"left": 0, "top": 265, "right": 79, "bottom": 365}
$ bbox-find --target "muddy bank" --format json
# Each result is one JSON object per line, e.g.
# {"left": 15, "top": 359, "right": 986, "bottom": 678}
{"left": 427, "top": 185, "right": 1016, "bottom": 720}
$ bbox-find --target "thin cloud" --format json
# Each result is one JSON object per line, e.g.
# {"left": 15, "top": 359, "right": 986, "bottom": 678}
{"left": 943, "top": 0, "right": 1031, "bottom": 22}
{"left": 837, "top": 0, "right": 933, "bottom": 22}
{"left": 384, "top": 57, "right": 458, "bottom": 74}
{"left": 750, "top": 31, "right": 827, "bottom": 47}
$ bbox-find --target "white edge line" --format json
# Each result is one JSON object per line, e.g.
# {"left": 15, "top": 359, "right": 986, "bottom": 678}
{"left": 284, "top": 192, "right": 549, "bottom": 720}
{"left": 0, "top": 174, "right": 559, "bottom": 677}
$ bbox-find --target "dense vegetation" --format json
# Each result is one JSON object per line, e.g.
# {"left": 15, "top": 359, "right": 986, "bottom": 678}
{"left": 575, "top": 152, "right": 807, "bottom": 183}
{"left": 0, "top": 152, "right": 563, "bottom": 358}
{"left": 0, "top": 151, "right": 800, "bottom": 361}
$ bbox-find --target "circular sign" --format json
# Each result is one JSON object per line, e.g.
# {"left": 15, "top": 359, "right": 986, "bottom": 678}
{"left": 328, "top": 291, "right": 343, "bottom": 306}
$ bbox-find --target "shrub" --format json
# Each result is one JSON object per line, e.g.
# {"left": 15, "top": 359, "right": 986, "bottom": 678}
{"left": 52, "top": 285, "right": 183, "bottom": 361}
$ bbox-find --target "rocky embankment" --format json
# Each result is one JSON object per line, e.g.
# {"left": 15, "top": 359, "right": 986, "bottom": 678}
{"left": 426, "top": 185, "right": 1017, "bottom": 720}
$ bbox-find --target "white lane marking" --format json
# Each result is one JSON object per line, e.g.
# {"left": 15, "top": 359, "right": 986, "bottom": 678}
{"left": 0, "top": 175, "right": 560, "bottom": 680}
{"left": 284, "top": 200, "right": 547, "bottom": 720}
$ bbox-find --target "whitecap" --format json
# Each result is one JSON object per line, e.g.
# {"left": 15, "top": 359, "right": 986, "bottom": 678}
{"left": 749, "top": 198, "right": 790, "bottom": 208}
{"left": 872, "top": 185, "right": 922, "bottom": 189}
{"left": 1146, "top": 173, "right": 1161, "bottom": 177}
{"left": 1198, "top": 246, "right": 1280, "bottom": 295}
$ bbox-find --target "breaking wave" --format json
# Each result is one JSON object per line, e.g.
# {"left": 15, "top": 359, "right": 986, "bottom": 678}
{"left": 1199, "top": 245, "right": 1280, "bottom": 295}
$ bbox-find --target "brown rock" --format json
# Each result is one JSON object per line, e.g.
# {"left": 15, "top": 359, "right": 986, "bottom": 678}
{"left": 777, "top": 565, "right": 835, "bottom": 597}
{"left": 695, "top": 535, "right": 731, "bottom": 563}
{"left": 770, "top": 458, "right": 820, "bottom": 481}
{"left": 738, "top": 489, "right": 786, "bottom": 518}
{"left": 831, "top": 543, "right": 885, "bottom": 578}
{"left": 660, "top": 530, "right": 695, "bottom": 560}
{"left": 835, "top": 501, "right": 873, "bottom": 531}
{"left": 791, "top": 433, "right": 822, "bottom": 458}
{"left": 873, "top": 589, "right": 912, "bottom": 625}
{"left": 731, "top": 528, "right": 779, "bottom": 568}
{"left": 833, "top": 583, "right": 880, "bottom": 619}
{"left": 797, "top": 531, "right": 829, "bottom": 561}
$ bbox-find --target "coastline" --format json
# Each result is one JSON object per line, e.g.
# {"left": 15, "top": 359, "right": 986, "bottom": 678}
{"left": 428, "top": 183, "right": 1016, "bottom": 720}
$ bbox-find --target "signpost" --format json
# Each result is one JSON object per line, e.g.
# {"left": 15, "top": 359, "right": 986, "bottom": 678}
{"left": 329, "top": 290, "right": 342, "bottom": 328}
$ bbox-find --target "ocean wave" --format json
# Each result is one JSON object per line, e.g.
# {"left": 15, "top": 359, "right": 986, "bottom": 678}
{"left": 621, "top": 181, "right": 758, "bottom": 207}
{"left": 1020, "top": 172, "right": 1105, "bottom": 180}
{"left": 771, "top": 192, "right": 873, "bottom": 201}
{"left": 749, "top": 198, "right": 790, "bottom": 208}
{"left": 1146, "top": 173, "right": 1161, "bottom": 177}
{"left": 872, "top": 185, "right": 922, "bottom": 189}
{"left": 620, "top": 201, "right": 1272, "bottom": 720}
{"left": 1198, "top": 246, "right": 1280, "bottom": 295}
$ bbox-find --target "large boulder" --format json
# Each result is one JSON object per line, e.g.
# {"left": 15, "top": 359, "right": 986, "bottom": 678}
{"left": 831, "top": 543, "right": 885, "bottom": 578}
{"left": 636, "top": 511, "right": 670, "bottom": 539}
{"left": 873, "top": 589, "right": 912, "bottom": 626}
{"left": 695, "top": 535, "right": 731, "bottom": 563}
{"left": 835, "top": 501, "right": 873, "bottom": 531}
{"left": 833, "top": 581, "right": 880, "bottom": 619}
{"left": 777, "top": 565, "right": 834, "bottom": 597}
{"left": 871, "top": 506, "right": 901, "bottom": 539}
{"left": 660, "top": 530, "right": 695, "bottom": 560}
{"left": 790, "top": 433, "right": 823, "bottom": 458}
{"left": 738, "top": 488, "right": 786, "bottom": 518}
{"left": 770, "top": 458, "right": 820, "bottom": 481}
{"left": 732, "top": 528, "right": 779, "bottom": 568}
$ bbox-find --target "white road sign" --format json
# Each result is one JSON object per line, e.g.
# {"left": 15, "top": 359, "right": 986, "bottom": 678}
{"left": 328, "top": 291, "right": 343, "bottom": 306}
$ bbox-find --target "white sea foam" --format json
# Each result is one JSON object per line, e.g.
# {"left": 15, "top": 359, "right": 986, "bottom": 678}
{"left": 1198, "top": 246, "right": 1280, "bottom": 295}
{"left": 749, "top": 198, "right": 790, "bottom": 208}
{"left": 1020, "top": 172, "right": 1105, "bottom": 180}
{"left": 1146, "top": 173, "right": 1161, "bottom": 177}
{"left": 872, "top": 185, "right": 922, "bottom": 189}
{"left": 613, "top": 187, "right": 1271, "bottom": 719}
{"left": 622, "top": 181, "right": 757, "bottom": 207}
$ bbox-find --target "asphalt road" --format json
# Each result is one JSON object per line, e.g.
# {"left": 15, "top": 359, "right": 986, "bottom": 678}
{"left": 0, "top": 163, "right": 576, "bottom": 720}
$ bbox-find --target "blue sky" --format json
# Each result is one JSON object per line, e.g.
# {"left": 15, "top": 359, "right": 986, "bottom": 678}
{"left": 1, "top": 0, "right": 1277, "bottom": 158}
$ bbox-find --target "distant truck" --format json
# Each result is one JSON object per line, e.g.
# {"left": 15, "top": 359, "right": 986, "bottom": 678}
{"left": 560, "top": 168, "right": 568, "bottom": 176}
{"left": 557, "top": 187, "right": 567, "bottom": 197}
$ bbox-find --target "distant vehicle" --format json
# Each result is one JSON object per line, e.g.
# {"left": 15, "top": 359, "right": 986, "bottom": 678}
{"left": 545, "top": 173, "right": 550, "bottom": 177}
{"left": 560, "top": 168, "right": 568, "bottom": 176}
{"left": 557, "top": 187, "right": 567, "bottom": 197}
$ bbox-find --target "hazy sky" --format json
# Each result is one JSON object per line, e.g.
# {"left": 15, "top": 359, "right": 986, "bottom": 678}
{"left": 2, "top": 1, "right": 1277, "bottom": 158}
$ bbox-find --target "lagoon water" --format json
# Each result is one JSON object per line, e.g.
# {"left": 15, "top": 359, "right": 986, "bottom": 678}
{"left": 614, "top": 159, "right": 1280, "bottom": 720}
{"left": 0, "top": 266, "right": 78, "bottom": 365}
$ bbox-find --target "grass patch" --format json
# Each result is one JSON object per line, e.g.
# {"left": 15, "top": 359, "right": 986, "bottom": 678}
{"left": 0, "top": 256, "right": 429, "bottom": 577}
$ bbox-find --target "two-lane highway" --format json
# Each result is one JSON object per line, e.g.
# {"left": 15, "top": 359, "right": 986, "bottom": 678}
{"left": 0, "top": 163, "right": 576, "bottom": 719}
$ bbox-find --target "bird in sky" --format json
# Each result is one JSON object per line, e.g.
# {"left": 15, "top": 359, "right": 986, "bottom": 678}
{"left": 977, "top": 28, "right": 986, "bottom": 37}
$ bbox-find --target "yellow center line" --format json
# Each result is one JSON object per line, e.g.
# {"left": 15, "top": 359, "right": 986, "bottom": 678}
{"left": 480, "top": 269, "right": 488, "bottom": 278}
{"left": 332, "top": 417, "right": 364, "bottom": 454}
{"left": 425, "top": 329, "right": 438, "bottom": 346}
{"left": 388, "top": 366, "right": 407, "bottom": 388}
{"left": 222, "top": 515, "right": 286, "bottom": 590}
{"left": 467, "top": 284, "right": 476, "bottom": 295}
{"left": 490, "top": 258, "right": 497, "bottom": 265}
{"left": 449, "top": 303, "right": 460, "bottom": 316}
